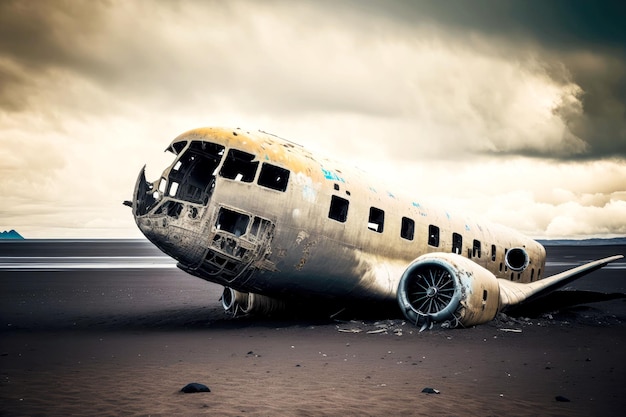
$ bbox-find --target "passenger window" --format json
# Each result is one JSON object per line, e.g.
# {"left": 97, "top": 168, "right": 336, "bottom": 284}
{"left": 368, "top": 207, "right": 385, "bottom": 233}
{"left": 473, "top": 240, "right": 481, "bottom": 258}
{"left": 328, "top": 195, "right": 349, "bottom": 223}
{"left": 491, "top": 244, "right": 496, "bottom": 262}
{"left": 258, "top": 163, "right": 290, "bottom": 192}
{"left": 401, "top": 217, "right": 414, "bottom": 240}
{"left": 452, "top": 233, "right": 462, "bottom": 254}
{"left": 220, "top": 149, "right": 258, "bottom": 182}
{"left": 428, "top": 225, "right": 440, "bottom": 247}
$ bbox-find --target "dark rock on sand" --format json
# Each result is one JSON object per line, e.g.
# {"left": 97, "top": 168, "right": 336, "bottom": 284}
{"left": 181, "top": 382, "right": 211, "bottom": 393}
{"left": 421, "top": 387, "right": 440, "bottom": 394}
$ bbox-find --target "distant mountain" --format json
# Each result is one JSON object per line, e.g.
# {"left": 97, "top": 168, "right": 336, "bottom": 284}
{"left": 0, "top": 230, "right": 24, "bottom": 240}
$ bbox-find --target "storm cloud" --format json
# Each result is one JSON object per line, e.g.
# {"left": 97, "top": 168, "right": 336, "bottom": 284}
{"left": 0, "top": 0, "right": 624, "bottom": 238}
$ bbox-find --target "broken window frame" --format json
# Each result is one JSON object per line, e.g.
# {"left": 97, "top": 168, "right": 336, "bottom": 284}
{"left": 472, "top": 239, "right": 481, "bottom": 258}
{"left": 258, "top": 163, "right": 290, "bottom": 192}
{"left": 219, "top": 149, "right": 259, "bottom": 183}
{"left": 170, "top": 141, "right": 188, "bottom": 155}
{"left": 215, "top": 207, "right": 250, "bottom": 238}
{"left": 368, "top": 207, "right": 385, "bottom": 233}
{"left": 248, "top": 216, "right": 273, "bottom": 243}
{"left": 159, "top": 200, "right": 183, "bottom": 219}
{"left": 167, "top": 141, "right": 224, "bottom": 205}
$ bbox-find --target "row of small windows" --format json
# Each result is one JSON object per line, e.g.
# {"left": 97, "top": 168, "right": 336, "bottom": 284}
{"left": 329, "top": 197, "right": 389, "bottom": 235}
{"left": 330, "top": 196, "right": 412, "bottom": 238}
{"left": 429, "top": 227, "right": 491, "bottom": 260}
{"left": 328, "top": 195, "right": 513, "bottom": 268}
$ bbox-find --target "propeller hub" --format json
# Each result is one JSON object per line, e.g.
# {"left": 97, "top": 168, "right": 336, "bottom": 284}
{"left": 426, "top": 286, "right": 438, "bottom": 297}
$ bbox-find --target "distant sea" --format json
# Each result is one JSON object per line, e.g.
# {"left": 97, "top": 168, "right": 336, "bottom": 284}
{"left": 0, "top": 239, "right": 174, "bottom": 269}
{"left": 538, "top": 237, "right": 626, "bottom": 246}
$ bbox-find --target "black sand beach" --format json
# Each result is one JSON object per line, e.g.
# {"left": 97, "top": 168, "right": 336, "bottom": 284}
{"left": 1, "top": 241, "right": 624, "bottom": 416}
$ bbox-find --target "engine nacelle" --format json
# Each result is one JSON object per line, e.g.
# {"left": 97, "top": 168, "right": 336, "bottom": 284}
{"left": 221, "top": 287, "right": 287, "bottom": 316}
{"left": 397, "top": 253, "right": 501, "bottom": 328}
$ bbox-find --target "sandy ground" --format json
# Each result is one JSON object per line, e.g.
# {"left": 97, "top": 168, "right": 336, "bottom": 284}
{"left": 0, "top": 242, "right": 624, "bottom": 416}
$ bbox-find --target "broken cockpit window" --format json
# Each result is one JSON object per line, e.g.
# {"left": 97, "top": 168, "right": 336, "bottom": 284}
{"left": 258, "top": 163, "right": 290, "bottom": 192}
{"left": 159, "top": 200, "right": 183, "bottom": 219}
{"left": 168, "top": 141, "right": 224, "bottom": 205}
{"left": 216, "top": 207, "right": 250, "bottom": 237}
{"left": 169, "top": 141, "right": 187, "bottom": 155}
{"left": 220, "top": 149, "right": 258, "bottom": 182}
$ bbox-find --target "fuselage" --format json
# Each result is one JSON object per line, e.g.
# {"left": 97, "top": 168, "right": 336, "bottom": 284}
{"left": 132, "top": 127, "right": 546, "bottom": 304}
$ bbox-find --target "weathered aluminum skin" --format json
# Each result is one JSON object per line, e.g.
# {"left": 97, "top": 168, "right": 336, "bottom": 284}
{"left": 132, "top": 127, "right": 546, "bottom": 309}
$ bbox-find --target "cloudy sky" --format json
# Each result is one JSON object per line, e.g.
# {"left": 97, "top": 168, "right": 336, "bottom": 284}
{"left": 1, "top": 0, "right": 625, "bottom": 239}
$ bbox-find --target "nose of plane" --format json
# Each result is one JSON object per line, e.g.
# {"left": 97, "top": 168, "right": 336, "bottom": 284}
{"left": 130, "top": 166, "right": 209, "bottom": 268}
{"left": 135, "top": 215, "right": 194, "bottom": 264}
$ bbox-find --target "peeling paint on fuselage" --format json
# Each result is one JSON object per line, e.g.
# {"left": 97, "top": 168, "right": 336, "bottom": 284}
{"left": 132, "top": 127, "right": 546, "bottom": 305}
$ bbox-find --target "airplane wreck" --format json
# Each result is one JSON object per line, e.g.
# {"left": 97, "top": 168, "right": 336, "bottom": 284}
{"left": 127, "top": 127, "right": 622, "bottom": 329}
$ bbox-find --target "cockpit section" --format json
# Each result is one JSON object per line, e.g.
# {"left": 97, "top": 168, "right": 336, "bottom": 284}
{"left": 130, "top": 135, "right": 289, "bottom": 289}
{"left": 130, "top": 139, "right": 226, "bottom": 268}
{"left": 133, "top": 140, "right": 224, "bottom": 217}
{"left": 134, "top": 139, "right": 292, "bottom": 219}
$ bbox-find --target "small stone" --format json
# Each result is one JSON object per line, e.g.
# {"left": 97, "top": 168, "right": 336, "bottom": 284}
{"left": 181, "top": 383, "right": 211, "bottom": 393}
{"left": 421, "top": 387, "right": 440, "bottom": 394}
{"left": 555, "top": 395, "right": 571, "bottom": 402}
